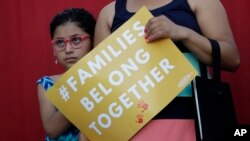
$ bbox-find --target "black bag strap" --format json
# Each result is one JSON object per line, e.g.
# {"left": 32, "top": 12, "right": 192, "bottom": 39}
{"left": 210, "top": 39, "right": 221, "bottom": 83}
{"left": 199, "top": 39, "right": 221, "bottom": 82}
{"left": 209, "top": 38, "right": 225, "bottom": 96}
{"left": 198, "top": 39, "right": 221, "bottom": 96}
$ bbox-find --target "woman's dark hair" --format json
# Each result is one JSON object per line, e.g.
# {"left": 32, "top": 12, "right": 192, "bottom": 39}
{"left": 50, "top": 8, "right": 96, "bottom": 39}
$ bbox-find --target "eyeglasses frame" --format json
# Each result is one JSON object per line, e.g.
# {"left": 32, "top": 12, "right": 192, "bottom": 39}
{"left": 51, "top": 35, "right": 90, "bottom": 52}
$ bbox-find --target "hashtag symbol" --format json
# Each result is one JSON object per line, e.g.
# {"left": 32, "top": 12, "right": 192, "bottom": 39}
{"left": 59, "top": 85, "right": 70, "bottom": 102}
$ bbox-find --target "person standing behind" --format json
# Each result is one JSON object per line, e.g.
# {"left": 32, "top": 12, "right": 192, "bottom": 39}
{"left": 36, "top": 8, "right": 95, "bottom": 141}
{"left": 94, "top": 0, "right": 240, "bottom": 140}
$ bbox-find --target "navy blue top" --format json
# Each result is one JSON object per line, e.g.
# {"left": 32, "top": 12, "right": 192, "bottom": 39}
{"left": 111, "top": 0, "right": 202, "bottom": 53}
{"left": 111, "top": 0, "right": 202, "bottom": 119}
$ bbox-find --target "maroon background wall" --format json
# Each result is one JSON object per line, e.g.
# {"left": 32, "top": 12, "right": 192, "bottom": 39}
{"left": 0, "top": 0, "right": 249, "bottom": 140}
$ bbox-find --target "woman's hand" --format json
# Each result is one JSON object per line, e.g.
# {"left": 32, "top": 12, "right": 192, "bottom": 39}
{"left": 144, "top": 15, "right": 187, "bottom": 42}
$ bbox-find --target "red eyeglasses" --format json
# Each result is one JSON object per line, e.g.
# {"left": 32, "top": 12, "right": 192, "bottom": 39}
{"left": 51, "top": 35, "right": 90, "bottom": 51}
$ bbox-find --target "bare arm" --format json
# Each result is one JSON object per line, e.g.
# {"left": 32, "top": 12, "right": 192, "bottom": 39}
{"left": 144, "top": 0, "right": 240, "bottom": 71}
{"left": 94, "top": 1, "right": 115, "bottom": 47}
{"left": 37, "top": 84, "right": 71, "bottom": 138}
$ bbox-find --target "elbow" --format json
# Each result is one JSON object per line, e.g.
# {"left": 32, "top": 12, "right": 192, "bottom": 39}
{"left": 222, "top": 46, "right": 241, "bottom": 72}
{"left": 225, "top": 57, "right": 240, "bottom": 72}
{"left": 231, "top": 57, "right": 240, "bottom": 72}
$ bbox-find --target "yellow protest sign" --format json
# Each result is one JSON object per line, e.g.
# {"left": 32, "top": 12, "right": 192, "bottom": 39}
{"left": 46, "top": 7, "right": 198, "bottom": 141}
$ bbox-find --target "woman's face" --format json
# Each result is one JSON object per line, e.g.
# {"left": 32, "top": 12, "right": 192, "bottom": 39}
{"left": 52, "top": 22, "right": 92, "bottom": 69}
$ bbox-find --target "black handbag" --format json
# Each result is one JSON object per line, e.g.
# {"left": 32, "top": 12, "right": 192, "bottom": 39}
{"left": 193, "top": 39, "right": 237, "bottom": 141}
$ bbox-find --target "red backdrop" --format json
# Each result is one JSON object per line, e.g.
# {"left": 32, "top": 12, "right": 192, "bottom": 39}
{"left": 0, "top": 0, "right": 249, "bottom": 140}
